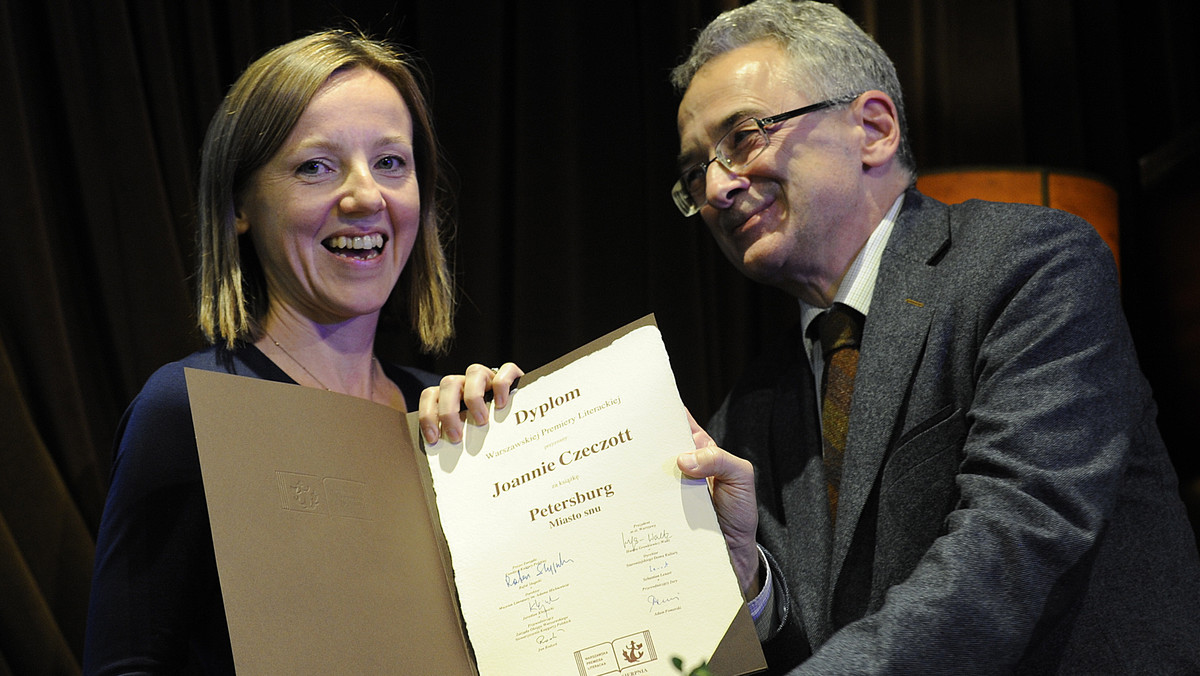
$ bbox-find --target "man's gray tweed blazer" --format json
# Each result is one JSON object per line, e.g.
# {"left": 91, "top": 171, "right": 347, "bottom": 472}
{"left": 710, "top": 188, "right": 1200, "bottom": 675}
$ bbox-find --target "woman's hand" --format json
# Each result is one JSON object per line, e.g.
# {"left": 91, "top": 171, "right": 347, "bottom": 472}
{"left": 418, "top": 362, "right": 523, "bottom": 444}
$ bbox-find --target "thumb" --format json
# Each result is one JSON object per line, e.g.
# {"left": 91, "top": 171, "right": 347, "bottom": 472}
{"left": 686, "top": 408, "right": 716, "bottom": 450}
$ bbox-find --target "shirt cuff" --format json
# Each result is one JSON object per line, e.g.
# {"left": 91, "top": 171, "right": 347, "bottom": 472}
{"left": 746, "top": 544, "right": 773, "bottom": 621}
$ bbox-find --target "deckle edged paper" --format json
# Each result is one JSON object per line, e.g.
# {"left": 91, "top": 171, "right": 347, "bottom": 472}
{"left": 423, "top": 315, "right": 765, "bottom": 675}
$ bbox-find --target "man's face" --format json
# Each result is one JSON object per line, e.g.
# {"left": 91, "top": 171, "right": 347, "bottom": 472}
{"left": 676, "top": 41, "right": 865, "bottom": 302}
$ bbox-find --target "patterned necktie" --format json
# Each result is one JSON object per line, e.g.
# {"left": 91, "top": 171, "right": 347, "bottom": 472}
{"left": 816, "top": 304, "right": 864, "bottom": 525}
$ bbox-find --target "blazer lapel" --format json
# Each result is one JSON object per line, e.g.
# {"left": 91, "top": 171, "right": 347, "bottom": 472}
{"left": 830, "top": 192, "right": 949, "bottom": 582}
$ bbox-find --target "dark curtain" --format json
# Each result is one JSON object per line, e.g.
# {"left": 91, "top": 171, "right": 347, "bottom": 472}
{"left": 1, "top": 0, "right": 1196, "bottom": 672}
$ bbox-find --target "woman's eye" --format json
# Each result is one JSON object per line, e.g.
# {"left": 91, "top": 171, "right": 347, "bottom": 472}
{"left": 296, "top": 159, "right": 332, "bottom": 176}
{"left": 376, "top": 155, "right": 407, "bottom": 172}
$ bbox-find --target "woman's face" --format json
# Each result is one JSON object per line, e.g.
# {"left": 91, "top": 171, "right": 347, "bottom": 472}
{"left": 236, "top": 67, "right": 420, "bottom": 325}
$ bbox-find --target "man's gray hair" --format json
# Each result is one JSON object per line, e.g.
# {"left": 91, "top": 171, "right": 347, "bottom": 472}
{"left": 672, "top": 0, "right": 914, "bottom": 171}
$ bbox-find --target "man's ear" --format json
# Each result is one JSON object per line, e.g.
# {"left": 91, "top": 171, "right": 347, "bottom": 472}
{"left": 855, "top": 90, "right": 901, "bottom": 169}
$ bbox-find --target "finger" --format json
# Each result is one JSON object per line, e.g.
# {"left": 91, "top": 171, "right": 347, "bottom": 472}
{"left": 490, "top": 362, "right": 525, "bottom": 410}
{"left": 679, "top": 409, "right": 710, "bottom": 477}
{"left": 417, "top": 386, "right": 444, "bottom": 445}
{"left": 461, "top": 364, "right": 496, "bottom": 426}
{"left": 678, "top": 443, "right": 754, "bottom": 487}
{"left": 686, "top": 408, "right": 716, "bottom": 450}
{"left": 677, "top": 445, "right": 715, "bottom": 479}
{"left": 436, "top": 374, "right": 468, "bottom": 443}
{"left": 700, "top": 445, "right": 755, "bottom": 488}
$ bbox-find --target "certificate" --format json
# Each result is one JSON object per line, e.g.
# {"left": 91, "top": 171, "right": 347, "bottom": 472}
{"left": 424, "top": 316, "right": 763, "bottom": 675}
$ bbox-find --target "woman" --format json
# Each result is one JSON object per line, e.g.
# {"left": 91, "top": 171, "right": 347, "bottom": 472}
{"left": 85, "top": 30, "right": 454, "bottom": 673}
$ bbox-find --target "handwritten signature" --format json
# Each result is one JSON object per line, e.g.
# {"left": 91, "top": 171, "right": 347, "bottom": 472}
{"left": 647, "top": 594, "right": 681, "bottom": 609}
{"left": 537, "top": 553, "right": 574, "bottom": 576}
{"left": 528, "top": 593, "right": 560, "bottom": 617}
{"left": 506, "top": 553, "right": 575, "bottom": 587}
{"left": 505, "top": 567, "right": 531, "bottom": 587}
{"left": 623, "top": 529, "right": 671, "bottom": 552}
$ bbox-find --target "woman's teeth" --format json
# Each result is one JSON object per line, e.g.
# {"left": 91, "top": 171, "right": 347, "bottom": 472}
{"left": 325, "top": 233, "right": 385, "bottom": 258}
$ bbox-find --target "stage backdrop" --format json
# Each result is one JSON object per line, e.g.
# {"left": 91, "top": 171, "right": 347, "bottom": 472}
{"left": 1, "top": 0, "right": 1197, "bottom": 672}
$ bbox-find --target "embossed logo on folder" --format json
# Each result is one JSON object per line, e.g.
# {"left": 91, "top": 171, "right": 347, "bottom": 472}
{"left": 276, "top": 472, "right": 372, "bottom": 520}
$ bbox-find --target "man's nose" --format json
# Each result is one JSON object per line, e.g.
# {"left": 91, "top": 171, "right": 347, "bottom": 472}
{"left": 704, "top": 162, "right": 750, "bottom": 210}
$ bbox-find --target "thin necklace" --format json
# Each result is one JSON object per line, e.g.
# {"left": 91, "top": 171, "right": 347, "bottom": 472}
{"left": 265, "top": 330, "right": 379, "bottom": 395}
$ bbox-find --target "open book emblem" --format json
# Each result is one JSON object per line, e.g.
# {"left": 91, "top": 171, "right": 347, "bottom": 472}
{"left": 575, "top": 630, "right": 655, "bottom": 675}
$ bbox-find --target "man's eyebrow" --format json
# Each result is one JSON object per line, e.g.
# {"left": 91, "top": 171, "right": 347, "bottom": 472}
{"left": 677, "top": 109, "right": 759, "bottom": 168}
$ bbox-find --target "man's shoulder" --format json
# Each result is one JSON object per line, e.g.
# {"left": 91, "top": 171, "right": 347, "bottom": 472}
{"left": 890, "top": 190, "right": 1116, "bottom": 287}
{"left": 903, "top": 189, "right": 1099, "bottom": 248}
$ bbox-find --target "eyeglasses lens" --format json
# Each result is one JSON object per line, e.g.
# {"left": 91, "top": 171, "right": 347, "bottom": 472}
{"left": 717, "top": 120, "right": 769, "bottom": 170}
{"left": 673, "top": 119, "right": 768, "bottom": 216}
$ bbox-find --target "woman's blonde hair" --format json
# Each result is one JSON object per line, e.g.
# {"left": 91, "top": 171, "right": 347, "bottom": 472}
{"left": 196, "top": 30, "right": 454, "bottom": 353}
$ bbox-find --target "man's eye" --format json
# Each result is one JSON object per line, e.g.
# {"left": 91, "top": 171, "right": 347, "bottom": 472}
{"left": 683, "top": 166, "right": 707, "bottom": 187}
{"left": 729, "top": 128, "right": 760, "bottom": 150}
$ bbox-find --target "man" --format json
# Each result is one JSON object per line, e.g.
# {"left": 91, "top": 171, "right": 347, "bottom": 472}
{"left": 668, "top": 0, "right": 1200, "bottom": 673}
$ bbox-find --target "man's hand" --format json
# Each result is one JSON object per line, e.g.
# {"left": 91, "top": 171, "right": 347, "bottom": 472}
{"left": 677, "top": 409, "right": 761, "bottom": 598}
{"left": 418, "top": 362, "right": 523, "bottom": 444}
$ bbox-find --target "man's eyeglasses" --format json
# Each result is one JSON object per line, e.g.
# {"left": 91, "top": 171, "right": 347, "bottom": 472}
{"left": 670, "top": 94, "right": 861, "bottom": 217}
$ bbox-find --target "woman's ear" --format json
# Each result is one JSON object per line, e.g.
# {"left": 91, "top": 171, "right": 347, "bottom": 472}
{"left": 234, "top": 207, "right": 250, "bottom": 235}
{"left": 855, "top": 90, "right": 901, "bottom": 169}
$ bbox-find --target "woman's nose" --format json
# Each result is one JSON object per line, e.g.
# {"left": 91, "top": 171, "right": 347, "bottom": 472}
{"left": 339, "top": 165, "right": 386, "bottom": 215}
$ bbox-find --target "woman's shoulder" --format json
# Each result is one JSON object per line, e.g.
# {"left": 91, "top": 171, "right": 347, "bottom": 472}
{"left": 129, "top": 344, "right": 439, "bottom": 422}
{"left": 132, "top": 344, "right": 282, "bottom": 407}
{"left": 115, "top": 345, "right": 286, "bottom": 457}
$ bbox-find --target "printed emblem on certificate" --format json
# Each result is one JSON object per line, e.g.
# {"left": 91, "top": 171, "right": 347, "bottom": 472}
{"left": 575, "top": 630, "right": 657, "bottom": 675}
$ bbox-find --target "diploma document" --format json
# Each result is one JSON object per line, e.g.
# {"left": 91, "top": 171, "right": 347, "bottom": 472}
{"left": 426, "top": 316, "right": 762, "bottom": 675}
{"left": 188, "top": 315, "right": 764, "bottom": 675}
